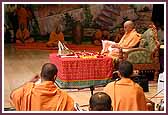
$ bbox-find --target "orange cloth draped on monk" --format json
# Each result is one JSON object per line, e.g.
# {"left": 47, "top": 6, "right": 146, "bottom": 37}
{"left": 104, "top": 78, "right": 147, "bottom": 111}
{"left": 10, "top": 81, "right": 74, "bottom": 111}
{"left": 16, "top": 28, "right": 32, "bottom": 41}
{"left": 16, "top": 7, "right": 28, "bottom": 29}
{"left": 118, "top": 29, "right": 141, "bottom": 48}
{"left": 104, "top": 29, "right": 141, "bottom": 58}
{"left": 47, "top": 32, "right": 64, "bottom": 47}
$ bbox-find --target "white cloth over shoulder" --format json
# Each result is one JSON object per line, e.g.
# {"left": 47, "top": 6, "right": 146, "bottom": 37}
{"left": 101, "top": 40, "right": 119, "bottom": 54}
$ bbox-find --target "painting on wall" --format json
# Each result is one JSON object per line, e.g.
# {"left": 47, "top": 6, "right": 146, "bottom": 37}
{"left": 4, "top": 3, "right": 157, "bottom": 43}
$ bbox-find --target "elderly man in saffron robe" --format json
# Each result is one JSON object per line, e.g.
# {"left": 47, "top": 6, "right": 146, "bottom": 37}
{"left": 101, "top": 20, "right": 141, "bottom": 57}
{"left": 46, "top": 25, "right": 64, "bottom": 47}
{"left": 10, "top": 63, "right": 75, "bottom": 111}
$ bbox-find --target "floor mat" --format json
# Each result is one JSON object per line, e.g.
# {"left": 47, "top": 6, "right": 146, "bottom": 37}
{"left": 14, "top": 42, "right": 57, "bottom": 50}
{"left": 13, "top": 42, "right": 102, "bottom": 51}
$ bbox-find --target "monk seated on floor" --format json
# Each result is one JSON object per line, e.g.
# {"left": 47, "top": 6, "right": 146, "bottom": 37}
{"left": 101, "top": 20, "right": 141, "bottom": 58}
{"left": 10, "top": 63, "right": 75, "bottom": 111}
{"left": 104, "top": 61, "right": 148, "bottom": 111}
{"left": 92, "top": 26, "right": 110, "bottom": 46}
{"left": 16, "top": 24, "right": 34, "bottom": 43}
{"left": 46, "top": 24, "right": 64, "bottom": 47}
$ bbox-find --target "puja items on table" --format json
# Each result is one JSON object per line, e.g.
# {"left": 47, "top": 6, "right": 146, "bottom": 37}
{"left": 57, "top": 41, "right": 105, "bottom": 58}
{"left": 60, "top": 51, "right": 106, "bottom": 58}
{"left": 75, "top": 51, "right": 105, "bottom": 58}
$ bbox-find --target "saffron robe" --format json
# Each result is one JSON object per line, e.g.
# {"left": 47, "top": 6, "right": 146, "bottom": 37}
{"left": 47, "top": 32, "right": 64, "bottom": 47}
{"left": 16, "top": 7, "right": 28, "bottom": 28}
{"left": 10, "top": 81, "right": 74, "bottom": 111}
{"left": 101, "top": 29, "right": 141, "bottom": 57}
{"left": 16, "top": 28, "right": 34, "bottom": 43}
{"left": 104, "top": 78, "right": 147, "bottom": 111}
{"left": 118, "top": 29, "right": 141, "bottom": 48}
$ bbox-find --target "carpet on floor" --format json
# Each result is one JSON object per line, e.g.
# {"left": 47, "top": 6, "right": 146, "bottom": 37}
{"left": 13, "top": 42, "right": 102, "bottom": 52}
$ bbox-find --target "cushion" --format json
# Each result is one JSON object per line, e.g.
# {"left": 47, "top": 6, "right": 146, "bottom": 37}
{"left": 127, "top": 50, "right": 152, "bottom": 64}
{"left": 139, "top": 28, "right": 156, "bottom": 52}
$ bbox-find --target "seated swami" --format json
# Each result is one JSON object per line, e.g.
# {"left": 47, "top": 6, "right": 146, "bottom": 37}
{"left": 104, "top": 61, "right": 147, "bottom": 111}
{"left": 46, "top": 25, "right": 64, "bottom": 47}
{"left": 16, "top": 24, "right": 34, "bottom": 43}
{"left": 10, "top": 63, "right": 75, "bottom": 111}
{"left": 101, "top": 20, "right": 141, "bottom": 57}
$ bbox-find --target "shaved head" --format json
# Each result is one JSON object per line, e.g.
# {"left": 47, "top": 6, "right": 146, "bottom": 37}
{"left": 124, "top": 20, "right": 135, "bottom": 32}
{"left": 124, "top": 20, "right": 134, "bottom": 28}
{"left": 40, "top": 63, "right": 58, "bottom": 82}
{"left": 89, "top": 92, "right": 112, "bottom": 111}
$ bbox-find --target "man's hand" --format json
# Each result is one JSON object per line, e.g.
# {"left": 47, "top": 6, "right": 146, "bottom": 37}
{"left": 29, "top": 74, "right": 40, "bottom": 83}
{"left": 113, "top": 43, "right": 121, "bottom": 48}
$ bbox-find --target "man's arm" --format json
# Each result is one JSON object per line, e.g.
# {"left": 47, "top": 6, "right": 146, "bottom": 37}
{"left": 29, "top": 74, "right": 40, "bottom": 83}
{"left": 10, "top": 74, "right": 40, "bottom": 99}
{"left": 113, "top": 43, "right": 120, "bottom": 48}
{"left": 10, "top": 75, "right": 40, "bottom": 109}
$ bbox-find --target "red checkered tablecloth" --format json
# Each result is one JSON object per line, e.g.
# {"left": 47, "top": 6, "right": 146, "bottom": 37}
{"left": 49, "top": 53, "right": 113, "bottom": 88}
